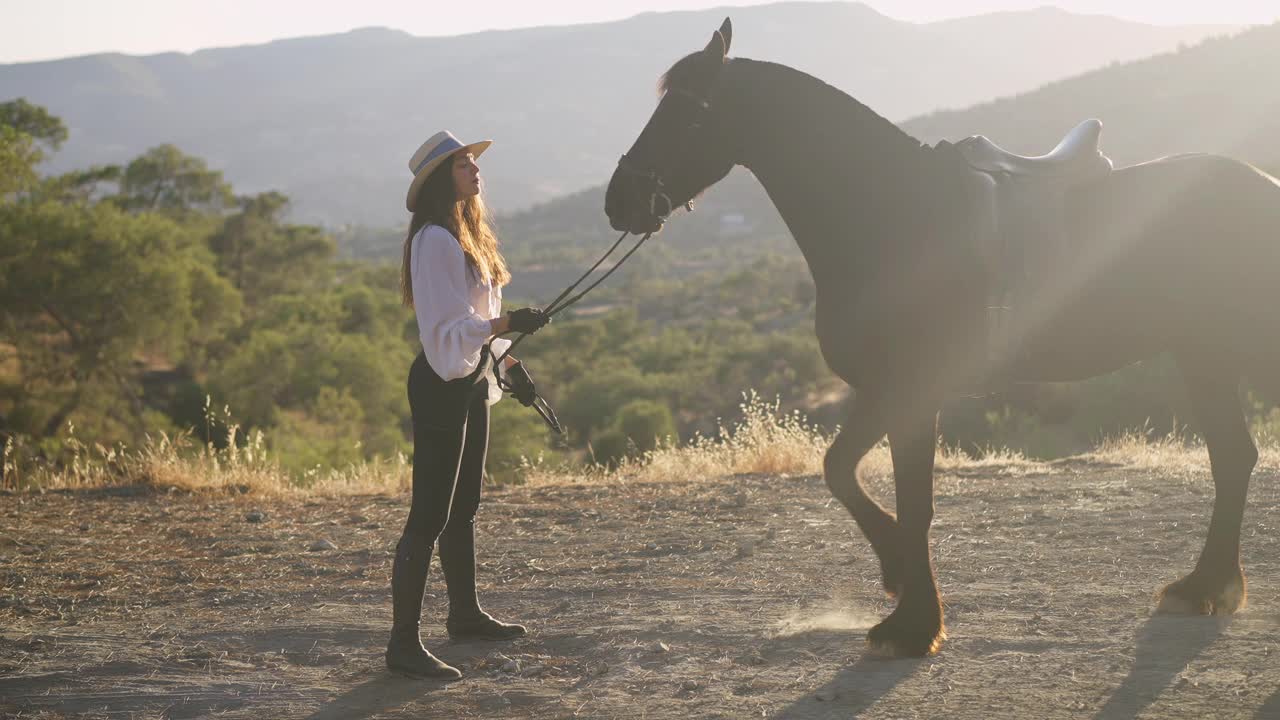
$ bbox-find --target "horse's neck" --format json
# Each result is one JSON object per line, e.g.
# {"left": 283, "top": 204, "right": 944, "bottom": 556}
{"left": 729, "top": 62, "right": 937, "bottom": 290}
{"left": 749, "top": 168, "right": 853, "bottom": 291}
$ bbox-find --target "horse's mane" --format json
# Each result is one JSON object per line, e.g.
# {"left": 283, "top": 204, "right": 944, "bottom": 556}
{"left": 703, "top": 57, "right": 966, "bottom": 255}
{"left": 658, "top": 52, "right": 703, "bottom": 95}
{"left": 661, "top": 54, "right": 930, "bottom": 167}
{"left": 725, "top": 59, "right": 923, "bottom": 154}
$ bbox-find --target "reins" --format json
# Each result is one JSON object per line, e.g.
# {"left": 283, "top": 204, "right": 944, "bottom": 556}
{"left": 488, "top": 229, "right": 655, "bottom": 434}
{"left": 494, "top": 86, "right": 711, "bottom": 432}
{"left": 491, "top": 229, "right": 653, "bottom": 367}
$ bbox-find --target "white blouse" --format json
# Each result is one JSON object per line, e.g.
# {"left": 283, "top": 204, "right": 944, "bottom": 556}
{"left": 410, "top": 224, "right": 512, "bottom": 405}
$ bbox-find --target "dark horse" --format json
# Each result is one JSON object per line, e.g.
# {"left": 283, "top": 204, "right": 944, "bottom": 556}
{"left": 605, "top": 18, "right": 1280, "bottom": 656}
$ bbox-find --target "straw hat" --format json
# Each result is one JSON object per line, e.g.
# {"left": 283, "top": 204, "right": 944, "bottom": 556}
{"left": 405, "top": 130, "right": 493, "bottom": 211}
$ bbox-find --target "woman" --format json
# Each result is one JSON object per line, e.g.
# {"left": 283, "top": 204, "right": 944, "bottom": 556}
{"left": 389, "top": 130, "right": 549, "bottom": 680}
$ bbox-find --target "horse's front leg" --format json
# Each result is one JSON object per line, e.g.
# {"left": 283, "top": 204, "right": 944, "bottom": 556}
{"left": 824, "top": 391, "right": 904, "bottom": 597}
{"left": 866, "top": 409, "right": 945, "bottom": 657}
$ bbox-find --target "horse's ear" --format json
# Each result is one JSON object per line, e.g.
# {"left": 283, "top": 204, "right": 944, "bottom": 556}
{"left": 703, "top": 30, "right": 727, "bottom": 62}
{"left": 718, "top": 18, "right": 732, "bottom": 55}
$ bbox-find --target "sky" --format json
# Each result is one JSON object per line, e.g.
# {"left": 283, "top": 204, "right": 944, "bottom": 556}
{"left": 2, "top": 0, "right": 1278, "bottom": 64}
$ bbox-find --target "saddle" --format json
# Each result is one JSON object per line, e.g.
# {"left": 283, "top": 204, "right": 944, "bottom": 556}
{"left": 959, "top": 119, "right": 1112, "bottom": 181}
{"left": 955, "top": 120, "right": 1115, "bottom": 386}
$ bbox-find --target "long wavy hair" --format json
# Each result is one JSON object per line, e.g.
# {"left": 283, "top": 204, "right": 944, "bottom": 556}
{"left": 401, "top": 155, "right": 510, "bottom": 307}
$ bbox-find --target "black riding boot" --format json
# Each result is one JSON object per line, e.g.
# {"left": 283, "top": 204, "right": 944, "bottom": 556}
{"left": 439, "top": 522, "right": 527, "bottom": 641}
{"left": 386, "top": 538, "right": 462, "bottom": 679}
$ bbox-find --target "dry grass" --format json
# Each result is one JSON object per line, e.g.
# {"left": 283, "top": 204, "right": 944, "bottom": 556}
{"left": 7, "top": 390, "right": 1277, "bottom": 496}
{"left": 523, "top": 391, "right": 834, "bottom": 486}
{"left": 2, "top": 422, "right": 412, "bottom": 497}
{"left": 1084, "top": 426, "right": 1280, "bottom": 474}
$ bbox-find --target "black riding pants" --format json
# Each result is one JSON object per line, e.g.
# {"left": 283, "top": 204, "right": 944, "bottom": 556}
{"left": 400, "top": 351, "right": 490, "bottom": 549}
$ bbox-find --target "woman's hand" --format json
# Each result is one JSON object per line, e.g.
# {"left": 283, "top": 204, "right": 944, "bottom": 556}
{"left": 506, "top": 307, "right": 550, "bottom": 335}
{"left": 505, "top": 361, "right": 538, "bottom": 407}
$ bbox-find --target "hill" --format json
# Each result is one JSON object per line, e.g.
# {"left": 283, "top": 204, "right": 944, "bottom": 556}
{"left": 0, "top": 2, "right": 1232, "bottom": 224}
{"left": 902, "top": 20, "right": 1280, "bottom": 169}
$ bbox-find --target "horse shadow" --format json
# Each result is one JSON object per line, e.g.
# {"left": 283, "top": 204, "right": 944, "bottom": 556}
{"left": 1093, "top": 614, "right": 1228, "bottom": 720}
{"left": 769, "top": 630, "right": 924, "bottom": 719}
{"left": 1255, "top": 685, "right": 1280, "bottom": 719}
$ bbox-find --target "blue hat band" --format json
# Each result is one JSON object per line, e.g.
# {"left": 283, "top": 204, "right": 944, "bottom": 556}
{"left": 414, "top": 137, "right": 464, "bottom": 175}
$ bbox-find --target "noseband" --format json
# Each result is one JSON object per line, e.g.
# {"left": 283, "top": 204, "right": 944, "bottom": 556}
{"left": 615, "top": 88, "right": 713, "bottom": 223}
{"left": 614, "top": 154, "right": 689, "bottom": 220}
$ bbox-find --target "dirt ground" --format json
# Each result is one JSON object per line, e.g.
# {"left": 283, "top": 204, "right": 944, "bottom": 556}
{"left": 3, "top": 458, "right": 1280, "bottom": 719}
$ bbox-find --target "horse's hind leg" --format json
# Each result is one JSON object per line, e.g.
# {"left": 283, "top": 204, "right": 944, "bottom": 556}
{"left": 824, "top": 392, "right": 904, "bottom": 598}
{"left": 1157, "top": 357, "right": 1255, "bottom": 615}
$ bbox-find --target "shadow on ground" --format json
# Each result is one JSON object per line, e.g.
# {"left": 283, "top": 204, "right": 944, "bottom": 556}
{"left": 1094, "top": 614, "right": 1228, "bottom": 720}
{"left": 304, "top": 673, "right": 455, "bottom": 720}
{"left": 769, "top": 628, "right": 923, "bottom": 719}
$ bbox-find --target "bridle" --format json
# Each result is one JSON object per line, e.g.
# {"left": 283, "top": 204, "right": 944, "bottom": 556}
{"left": 613, "top": 155, "right": 689, "bottom": 221}
{"left": 613, "top": 87, "right": 713, "bottom": 225}
{"left": 490, "top": 87, "right": 714, "bottom": 434}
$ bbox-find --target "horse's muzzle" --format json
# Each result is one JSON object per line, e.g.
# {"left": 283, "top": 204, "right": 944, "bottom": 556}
{"left": 608, "top": 211, "right": 663, "bottom": 235}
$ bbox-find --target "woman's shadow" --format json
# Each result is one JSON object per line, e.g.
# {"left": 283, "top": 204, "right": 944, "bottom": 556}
{"left": 1093, "top": 614, "right": 1228, "bottom": 720}
{"left": 303, "top": 641, "right": 501, "bottom": 719}
{"left": 303, "top": 673, "right": 453, "bottom": 720}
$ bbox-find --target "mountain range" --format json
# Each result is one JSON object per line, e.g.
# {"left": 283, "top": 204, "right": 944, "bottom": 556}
{"left": 902, "top": 20, "right": 1280, "bottom": 168}
{"left": 0, "top": 2, "right": 1236, "bottom": 225}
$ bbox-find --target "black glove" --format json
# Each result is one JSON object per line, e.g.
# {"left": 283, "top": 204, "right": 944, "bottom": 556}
{"left": 507, "top": 307, "right": 550, "bottom": 335}
{"left": 505, "top": 361, "right": 538, "bottom": 407}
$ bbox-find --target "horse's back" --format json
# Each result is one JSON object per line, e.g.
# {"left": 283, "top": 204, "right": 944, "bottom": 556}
{"left": 1077, "top": 152, "right": 1280, "bottom": 270}
{"left": 1005, "top": 152, "right": 1280, "bottom": 380}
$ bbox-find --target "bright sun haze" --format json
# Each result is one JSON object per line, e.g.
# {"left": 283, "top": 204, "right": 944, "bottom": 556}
{"left": 1, "top": 0, "right": 1277, "bottom": 63}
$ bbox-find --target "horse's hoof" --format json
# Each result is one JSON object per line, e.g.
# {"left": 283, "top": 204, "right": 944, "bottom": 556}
{"left": 865, "top": 611, "right": 945, "bottom": 657}
{"left": 1156, "top": 571, "right": 1246, "bottom": 616}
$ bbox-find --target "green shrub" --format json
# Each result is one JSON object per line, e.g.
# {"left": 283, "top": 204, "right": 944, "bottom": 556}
{"left": 590, "top": 427, "right": 632, "bottom": 468}
{"left": 614, "top": 399, "right": 676, "bottom": 454}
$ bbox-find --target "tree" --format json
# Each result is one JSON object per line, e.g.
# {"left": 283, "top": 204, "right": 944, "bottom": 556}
{"left": 0, "top": 126, "right": 41, "bottom": 197}
{"left": 38, "top": 165, "right": 124, "bottom": 206}
{"left": 0, "top": 99, "right": 68, "bottom": 197}
{"left": 0, "top": 98, "right": 67, "bottom": 149}
{"left": 206, "top": 282, "right": 408, "bottom": 460}
{"left": 116, "top": 144, "right": 234, "bottom": 214}
{"left": 0, "top": 200, "right": 240, "bottom": 439}
{"left": 207, "top": 192, "right": 335, "bottom": 306}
